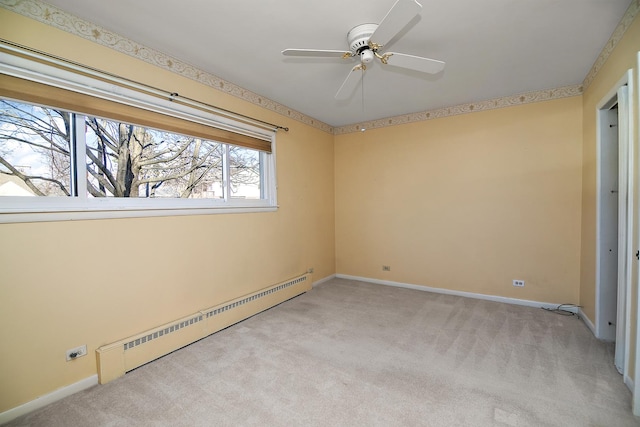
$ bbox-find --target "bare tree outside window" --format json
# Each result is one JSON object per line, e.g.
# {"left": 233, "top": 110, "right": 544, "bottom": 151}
{"left": 84, "top": 118, "right": 225, "bottom": 199}
{"left": 0, "top": 100, "right": 71, "bottom": 196}
{"left": 0, "top": 99, "right": 262, "bottom": 199}
{"left": 229, "top": 145, "right": 261, "bottom": 199}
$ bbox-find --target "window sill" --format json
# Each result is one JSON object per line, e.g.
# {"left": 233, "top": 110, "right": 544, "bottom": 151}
{"left": 0, "top": 205, "right": 278, "bottom": 223}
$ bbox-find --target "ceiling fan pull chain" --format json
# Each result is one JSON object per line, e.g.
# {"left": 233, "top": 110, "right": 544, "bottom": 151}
{"left": 361, "top": 66, "right": 365, "bottom": 113}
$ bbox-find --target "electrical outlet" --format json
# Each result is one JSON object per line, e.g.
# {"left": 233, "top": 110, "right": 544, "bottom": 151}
{"left": 382, "top": 265, "right": 391, "bottom": 271}
{"left": 513, "top": 280, "right": 525, "bottom": 287}
{"left": 66, "top": 344, "right": 87, "bottom": 361}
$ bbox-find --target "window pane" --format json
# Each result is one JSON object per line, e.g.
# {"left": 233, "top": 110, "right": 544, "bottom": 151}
{"left": 229, "top": 146, "right": 261, "bottom": 199}
{"left": 85, "top": 117, "right": 224, "bottom": 198}
{"left": 0, "top": 99, "right": 72, "bottom": 197}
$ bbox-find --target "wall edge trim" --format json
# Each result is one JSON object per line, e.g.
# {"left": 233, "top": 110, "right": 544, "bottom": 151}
{"left": 578, "top": 307, "right": 597, "bottom": 337}
{"left": 333, "top": 86, "right": 583, "bottom": 134}
{"left": 0, "top": 0, "right": 334, "bottom": 134}
{"left": 582, "top": 0, "right": 640, "bottom": 90}
{"left": 625, "top": 375, "right": 635, "bottom": 393}
{"left": 335, "top": 274, "right": 580, "bottom": 313}
{"left": 0, "top": 374, "right": 98, "bottom": 425}
{"left": 3, "top": 0, "right": 632, "bottom": 133}
{"left": 0, "top": 0, "right": 589, "bottom": 136}
{"left": 313, "top": 274, "right": 336, "bottom": 288}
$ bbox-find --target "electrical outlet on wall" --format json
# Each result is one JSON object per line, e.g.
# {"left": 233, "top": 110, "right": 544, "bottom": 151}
{"left": 513, "top": 280, "right": 525, "bottom": 287}
{"left": 66, "top": 344, "right": 87, "bottom": 361}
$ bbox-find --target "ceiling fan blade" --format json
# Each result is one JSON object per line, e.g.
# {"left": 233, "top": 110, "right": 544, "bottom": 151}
{"left": 282, "top": 49, "right": 352, "bottom": 58}
{"left": 335, "top": 64, "right": 365, "bottom": 100}
{"left": 369, "top": 0, "right": 422, "bottom": 48}
{"left": 382, "top": 52, "right": 445, "bottom": 74}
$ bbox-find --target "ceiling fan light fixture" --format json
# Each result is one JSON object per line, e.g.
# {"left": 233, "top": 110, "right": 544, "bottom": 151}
{"left": 361, "top": 49, "right": 374, "bottom": 64}
{"left": 347, "top": 23, "right": 378, "bottom": 55}
{"left": 282, "top": 0, "right": 445, "bottom": 101}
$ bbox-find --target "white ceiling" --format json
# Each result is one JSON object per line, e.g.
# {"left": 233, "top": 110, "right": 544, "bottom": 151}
{"left": 41, "top": 0, "right": 631, "bottom": 127}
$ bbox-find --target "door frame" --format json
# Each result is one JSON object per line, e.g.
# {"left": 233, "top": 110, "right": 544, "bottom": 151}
{"left": 595, "top": 69, "right": 633, "bottom": 382}
{"left": 633, "top": 52, "right": 640, "bottom": 416}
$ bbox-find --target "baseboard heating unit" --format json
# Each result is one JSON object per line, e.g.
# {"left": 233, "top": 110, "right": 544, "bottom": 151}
{"left": 96, "top": 273, "right": 312, "bottom": 384}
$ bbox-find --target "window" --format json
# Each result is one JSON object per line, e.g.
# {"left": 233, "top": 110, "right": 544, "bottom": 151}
{"left": 0, "top": 99, "right": 274, "bottom": 216}
{"left": 0, "top": 100, "right": 73, "bottom": 197}
{"left": 0, "top": 44, "right": 277, "bottom": 222}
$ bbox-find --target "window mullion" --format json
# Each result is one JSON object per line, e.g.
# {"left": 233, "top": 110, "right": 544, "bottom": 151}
{"left": 259, "top": 152, "right": 265, "bottom": 200}
{"left": 74, "top": 114, "right": 87, "bottom": 200}
{"left": 222, "top": 144, "right": 231, "bottom": 202}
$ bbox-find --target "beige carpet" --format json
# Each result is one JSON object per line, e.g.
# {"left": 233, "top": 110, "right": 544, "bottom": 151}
{"left": 6, "top": 278, "right": 640, "bottom": 426}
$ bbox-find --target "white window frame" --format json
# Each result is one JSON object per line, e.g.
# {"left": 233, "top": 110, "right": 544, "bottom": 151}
{"left": 0, "top": 49, "right": 278, "bottom": 223}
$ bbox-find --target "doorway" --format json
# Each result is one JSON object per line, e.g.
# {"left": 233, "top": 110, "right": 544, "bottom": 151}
{"left": 596, "top": 72, "right": 632, "bottom": 379}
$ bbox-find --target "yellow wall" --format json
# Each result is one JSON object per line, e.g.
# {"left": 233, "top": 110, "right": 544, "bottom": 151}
{"left": 1, "top": 1, "right": 639, "bottom": 417}
{"left": 0, "top": 9, "right": 335, "bottom": 412}
{"left": 335, "top": 97, "right": 583, "bottom": 304}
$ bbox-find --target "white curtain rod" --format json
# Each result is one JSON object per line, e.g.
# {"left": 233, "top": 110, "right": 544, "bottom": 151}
{"left": 0, "top": 39, "right": 289, "bottom": 132}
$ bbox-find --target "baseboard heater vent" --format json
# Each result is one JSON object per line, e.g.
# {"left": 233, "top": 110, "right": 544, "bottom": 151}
{"left": 203, "top": 275, "right": 308, "bottom": 319}
{"left": 123, "top": 315, "right": 204, "bottom": 351}
{"left": 96, "top": 273, "right": 311, "bottom": 384}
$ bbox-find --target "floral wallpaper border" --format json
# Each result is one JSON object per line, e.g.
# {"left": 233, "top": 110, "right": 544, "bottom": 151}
{"left": 0, "top": 0, "right": 334, "bottom": 134}
{"left": 333, "top": 85, "right": 583, "bottom": 135}
{"left": 582, "top": 0, "right": 639, "bottom": 90}
{"left": 0, "top": 0, "right": 637, "bottom": 135}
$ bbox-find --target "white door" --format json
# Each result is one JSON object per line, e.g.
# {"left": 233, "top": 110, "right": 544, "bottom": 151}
{"left": 598, "top": 106, "right": 619, "bottom": 343}
{"left": 615, "top": 84, "right": 630, "bottom": 374}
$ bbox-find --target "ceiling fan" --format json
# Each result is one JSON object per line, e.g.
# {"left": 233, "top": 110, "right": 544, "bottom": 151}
{"left": 282, "top": 0, "right": 445, "bottom": 100}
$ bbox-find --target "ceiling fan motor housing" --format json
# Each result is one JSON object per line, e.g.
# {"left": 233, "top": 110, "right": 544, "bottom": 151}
{"left": 347, "top": 23, "right": 378, "bottom": 54}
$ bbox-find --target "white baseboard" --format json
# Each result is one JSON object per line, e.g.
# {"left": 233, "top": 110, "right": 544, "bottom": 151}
{"left": 313, "top": 274, "right": 336, "bottom": 288}
{"left": 335, "top": 274, "right": 580, "bottom": 313}
{"left": 0, "top": 375, "right": 98, "bottom": 425}
{"left": 625, "top": 375, "right": 634, "bottom": 393}
{"left": 578, "top": 308, "right": 597, "bottom": 336}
